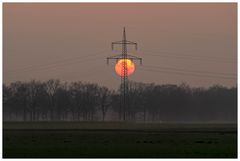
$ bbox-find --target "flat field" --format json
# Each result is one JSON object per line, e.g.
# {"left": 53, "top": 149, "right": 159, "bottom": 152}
{"left": 3, "top": 122, "right": 237, "bottom": 158}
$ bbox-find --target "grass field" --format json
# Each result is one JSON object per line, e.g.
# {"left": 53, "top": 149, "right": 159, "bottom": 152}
{"left": 3, "top": 122, "right": 237, "bottom": 158}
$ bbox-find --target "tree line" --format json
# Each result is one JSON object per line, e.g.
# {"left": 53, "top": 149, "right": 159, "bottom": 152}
{"left": 3, "top": 79, "right": 237, "bottom": 123}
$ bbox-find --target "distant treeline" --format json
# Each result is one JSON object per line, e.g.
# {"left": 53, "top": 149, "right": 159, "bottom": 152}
{"left": 3, "top": 79, "right": 237, "bottom": 122}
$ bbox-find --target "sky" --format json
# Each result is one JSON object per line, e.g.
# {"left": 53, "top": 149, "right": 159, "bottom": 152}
{"left": 3, "top": 3, "right": 237, "bottom": 89}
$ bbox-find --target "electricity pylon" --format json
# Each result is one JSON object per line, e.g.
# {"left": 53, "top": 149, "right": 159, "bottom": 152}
{"left": 106, "top": 27, "right": 142, "bottom": 121}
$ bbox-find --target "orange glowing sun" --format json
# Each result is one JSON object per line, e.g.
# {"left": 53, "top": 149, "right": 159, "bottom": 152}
{"left": 115, "top": 59, "right": 135, "bottom": 77}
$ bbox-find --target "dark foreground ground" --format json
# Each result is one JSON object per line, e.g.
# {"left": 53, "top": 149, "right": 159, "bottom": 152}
{"left": 3, "top": 122, "right": 237, "bottom": 158}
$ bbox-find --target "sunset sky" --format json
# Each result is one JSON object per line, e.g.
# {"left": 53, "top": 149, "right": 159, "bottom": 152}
{"left": 3, "top": 3, "right": 237, "bottom": 89}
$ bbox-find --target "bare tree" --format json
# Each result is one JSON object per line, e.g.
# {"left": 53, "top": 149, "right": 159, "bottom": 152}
{"left": 45, "top": 79, "right": 60, "bottom": 121}
{"left": 98, "top": 86, "right": 112, "bottom": 121}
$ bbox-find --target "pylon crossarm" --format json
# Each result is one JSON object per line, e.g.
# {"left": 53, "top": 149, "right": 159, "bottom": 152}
{"left": 112, "top": 40, "right": 123, "bottom": 44}
{"left": 112, "top": 42, "right": 125, "bottom": 51}
{"left": 126, "top": 40, "right": 137, "bottom": 44}
{"left": 113, "top": 41, "right": 137, "bottom": 45}
{"left": 106, "top": 56, "right": 122, "bottom": 65}
{"left": 112, "top": 42, "right": 137, "bottom": 46}
{"left": 112, "top": 41, "right": 123, "bottom": 50}
{"left": 125, "top": 41, "right": 137, "bottom": 50}
{"left": 126, "top": 54, "right": 142, "bottom": 59}
{"left": 107, "top": 54, "right": 123, "bottom": 59}
{"left": 112, "top": 41, "right": 137, "bottom": 49}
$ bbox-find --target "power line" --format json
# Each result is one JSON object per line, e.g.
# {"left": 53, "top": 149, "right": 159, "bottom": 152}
{"left": 142, "top": 65, "right": 236, "bottom": 77}
{"left": 7, "top": 50, "right": 109, "bottom": 73}
{"left": 49, "top": 64, "right": 106, "bottom": 79}
{"left": 7, "top": 50, "right": 109, "bottom": 76}
{"left": 139, "top": 66, "right": 236, "bottom": 80}
{"left": 141, "top": 49, "right": 236, "bottom": 60}
{"left": 7, "top": 57, "right": 102, "bottom": 79}
{"left": 137, "top": 50, "right": 236, "bottom": 64}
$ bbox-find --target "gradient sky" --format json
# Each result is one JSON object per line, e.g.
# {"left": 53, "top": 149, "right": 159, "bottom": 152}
{"left": 3, "top": 3, "right": 237, "bottom": 89}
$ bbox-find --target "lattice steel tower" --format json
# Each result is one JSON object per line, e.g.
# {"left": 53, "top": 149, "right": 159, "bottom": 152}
{"left": 107, "top": 27, "right": 142, "bottom": 121}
